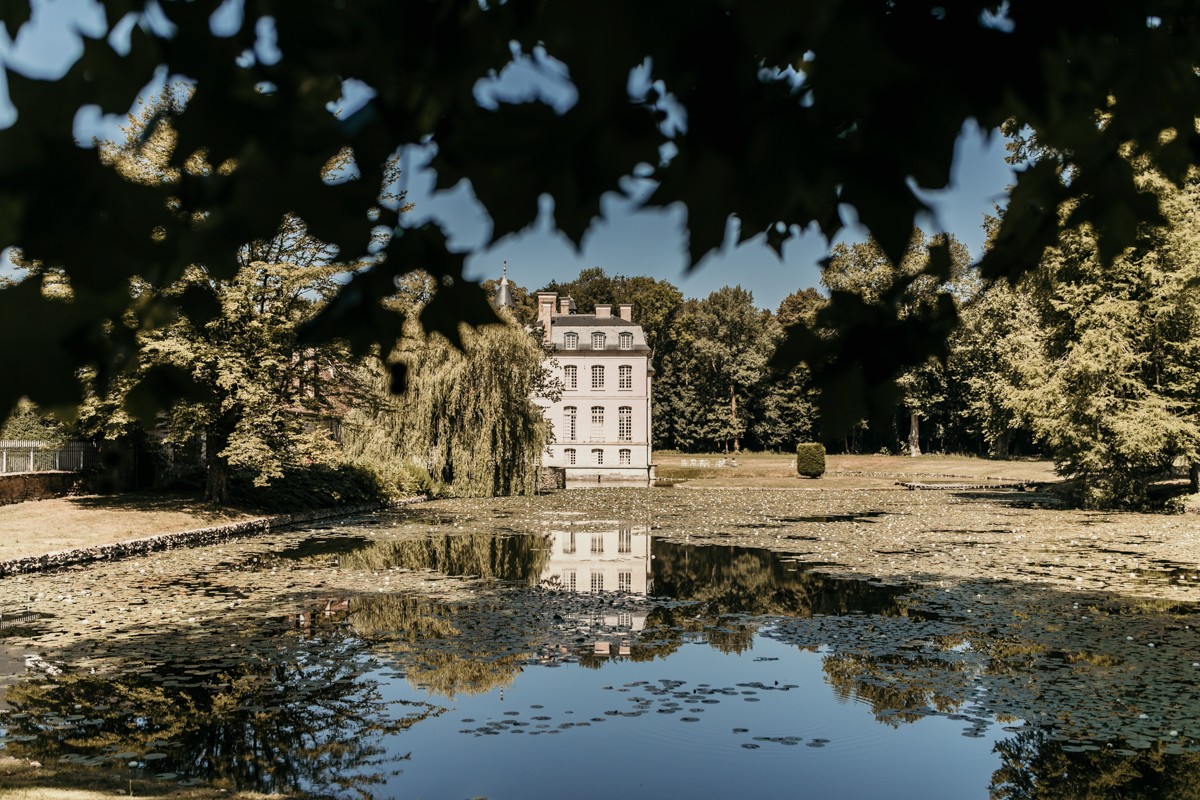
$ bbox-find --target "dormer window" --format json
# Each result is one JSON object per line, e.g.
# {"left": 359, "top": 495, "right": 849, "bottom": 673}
{"left": 564, "top": 332, "right": 578, "bottom": 350}
{"left": 592, "top": 332, "right": 606, "bottom": 350}
{"left": 619, "top": 332, "right": 633, "bottom": 350}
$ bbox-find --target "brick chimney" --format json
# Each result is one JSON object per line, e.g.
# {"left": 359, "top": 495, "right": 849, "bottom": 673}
{"left": 595, "top": 304, "right": 612, "bottom": 319}
{"left": 618, "top": 303, "right": 633, "bottom": 321}
{"left": 559, "top": 297, "right": 577, "bottom": 315}
{"left": 536, "top": 292, "right": 557, "bottom": 342}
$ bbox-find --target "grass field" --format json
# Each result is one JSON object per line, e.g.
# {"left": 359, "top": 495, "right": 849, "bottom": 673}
{"left": 653, "top": 451, "right": 1058, "bottom": 489}
{"left": 0, "top": 492, "right": 257, "bottom": 563}
{"left": 0, "top": 455, "right": 1064, "bottom": 567}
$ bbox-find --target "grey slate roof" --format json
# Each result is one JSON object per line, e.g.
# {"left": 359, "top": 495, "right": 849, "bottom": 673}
{"left": 552, "top": 315, "right": 638, "bottom": 327}
{"left": 494, "top": 278, "right": 513, "bottom": 308}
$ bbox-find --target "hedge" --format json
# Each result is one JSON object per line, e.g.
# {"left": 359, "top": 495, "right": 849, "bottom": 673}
{"left": 796, "top": 443, "right": 826, "bottom": 478}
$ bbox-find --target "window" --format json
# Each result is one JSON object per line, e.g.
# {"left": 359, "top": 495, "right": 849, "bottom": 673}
{"left": 590, "top": 571, "right": 604, "bottom": 592}
{"left": 563, "top": 407, "right": 577, "bottom": 441}
{"left": 592, "top": 448, "right": 604, "bottom": 465}
{"left": 618, "top": 407, "right": 632, "bottom": 442}
{"left": 592, "top": 332, "right": 606, "bottom": 349}
{"left": 564, "top": 447, "right": 576, "bottom": 465}
{"left": 619, "top": 571, "right": 632, "bottom": 592}
{"left": 563, "top": 570, "right": 577, "bottom": 591}
{"left": 618, "top": 364, "right": 632, "bottom": 389}
{"left": 591, "top": 407, "right": 604, "bottom": 441}
{"left": 619, "top": 331, "right": 633, "bottom": 350}
{"left": 564, "top": 332, "right": 578, "bottom": 350}
{"left": 619, "top": 527, "right": 632, "bottom": 553}
{"left": 563, "top": 531, "right": 576, "bottom": 554}
{"left": 564, "top": 365, "right": 577, "bottom": 389}
{"left": 591, "top": 365, "right": 604, "bottom": 389}
{"left": 591, "top": 534, "right": 604, "bottom": 554}
{"left": 619, "top": 448, "right": 632, "bottom": 465}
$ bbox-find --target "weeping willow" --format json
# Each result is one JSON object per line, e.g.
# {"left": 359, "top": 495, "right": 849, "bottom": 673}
{"left": 344, "top": 315, "right": 551, "bottom": 497}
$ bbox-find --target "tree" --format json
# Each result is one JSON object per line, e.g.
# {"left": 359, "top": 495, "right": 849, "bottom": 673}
{"left": 947, "top": 275, "right": 1041, "bottom": 458}
{"left": 752, "top": 290, "right": 824, "bottom": 450}
{"left": 820, "top": 231, "right": 973, "bottom": 454}
{"left": 4, "top": 2, "right": 1198, "bottom": 431}
{"left": 0, "top": 399, "right": 64, "bottom": 442}
{"left": 1002, "top": 165, "right": 1200, "bottom": 506}
{"left": 68, "top": 94, "right": 366, "bottom": 503}
{"left": 656, "top": 287, "right": 774, "bottom": 452}
{"left": 154, "top": 256, "right": 351, "bottom": 503}
{"left": 342, "top": 289, "right": 553, "bottom": 498}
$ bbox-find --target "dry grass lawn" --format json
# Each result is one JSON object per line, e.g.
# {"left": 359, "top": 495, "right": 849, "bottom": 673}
{"left": 0, "top": 493, "right": 258, "bottom": 563}
{"left": 654, "top": 451, "right": 1059, "bottom": 490}
{"left": 0, "top": 456, "right": 1063, "bottom": 567}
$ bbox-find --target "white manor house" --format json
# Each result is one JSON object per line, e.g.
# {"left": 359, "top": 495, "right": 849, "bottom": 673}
{"left": 520, "top": 289, "right": 655, "bottom": 484}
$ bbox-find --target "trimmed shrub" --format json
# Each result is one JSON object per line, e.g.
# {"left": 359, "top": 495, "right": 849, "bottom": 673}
{"left": 796, "top": 443, "right": 826, "bottom": 478}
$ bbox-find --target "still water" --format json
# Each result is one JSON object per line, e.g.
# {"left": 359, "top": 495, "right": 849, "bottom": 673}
{"left": 0, "top": 500, "right": 1198, "bottom": 798}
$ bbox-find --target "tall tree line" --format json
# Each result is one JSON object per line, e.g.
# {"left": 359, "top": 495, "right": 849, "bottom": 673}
{"left": 520, "top": 208, "right": 1200, "bottom": 507}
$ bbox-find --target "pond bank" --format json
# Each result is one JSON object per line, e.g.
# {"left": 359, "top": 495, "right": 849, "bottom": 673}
{"left": 0, "top": 478, "right": 1198, "bottom": 799}
{"left": 0, "top": 496, "right": 425, "bottom": 578}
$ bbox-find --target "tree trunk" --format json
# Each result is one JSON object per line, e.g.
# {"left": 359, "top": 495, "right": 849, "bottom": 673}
{"left": 730, "top": 385, "right": 740, "bottom": 454}
{"left": 204, "top": 413, "right": 238, "bottom": 505}
{"left": 908, "top": 408, "right": 921, "bottom": 457}
{"left": 994, "top": 430, "right": 1011, "bottom": 460}
{"left": 1190, "top": 462, "right": 1199, "bottom": 494}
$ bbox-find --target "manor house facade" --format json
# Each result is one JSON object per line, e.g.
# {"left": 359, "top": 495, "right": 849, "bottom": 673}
{"left": 531, "top": 291, "right": 655, "bottom": 484}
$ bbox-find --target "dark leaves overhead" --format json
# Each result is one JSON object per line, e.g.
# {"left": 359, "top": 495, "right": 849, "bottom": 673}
{"left": 0, "top": 0, "right": 30, "bottom": 37}
{"left": 2, "top": 0, "right": 1199, "bottom": 431}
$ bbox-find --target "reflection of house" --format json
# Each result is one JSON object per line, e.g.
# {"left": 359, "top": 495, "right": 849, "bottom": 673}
{"left": 529, "top": 291, "right": 655, "bottom": 484}
{"left": 542, "top": 524, "right": 652, "bottom": 632}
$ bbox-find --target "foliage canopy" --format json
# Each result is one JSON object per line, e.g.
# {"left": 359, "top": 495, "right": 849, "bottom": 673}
{"left": 3, "top": 1, "right": 1199, "bottom": 429}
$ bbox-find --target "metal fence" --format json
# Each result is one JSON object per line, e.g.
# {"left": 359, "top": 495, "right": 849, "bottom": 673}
{"left": 0, "top": 440, "right": 101, "bottom": 474}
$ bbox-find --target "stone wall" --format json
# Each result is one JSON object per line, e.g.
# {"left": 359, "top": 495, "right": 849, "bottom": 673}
{"left": 0, "top": 472, "right": 78, "bottom": 507}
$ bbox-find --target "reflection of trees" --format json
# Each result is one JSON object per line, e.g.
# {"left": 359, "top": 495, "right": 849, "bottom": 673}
{"left": 349, "top": 594, "right": 460, "bottom": 640}
{"left": 822, "top": 651, "right": 968, "bottom": 725}
{"left": 403, "top": 651, "right": 523, "bottom": 698}
{"left": 990, "top": 729, "right": 1200, "bottom": 800}
{"left": 2, "top": 635, "right": 439, "bottom": 797}
{"left": 652, "top": 541, "right": 910, "bottom": 617}
{"left": 348, "top": 594, "right": 522, "bottom": 698}
{"left": 608, "top": 543, "right": 912, "bottom": 663}
{"left": 779, "top": 586, "right": 1200, "bottom": 794}
{"left": 338, "top": 533, "right": 550, "bottom": 584}
{"left": 632, "top": 606, "right": 758, "bottom": 659}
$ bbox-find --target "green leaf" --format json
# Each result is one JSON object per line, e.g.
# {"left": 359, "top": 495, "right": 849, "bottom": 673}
{"left": 0, "top": 1, "right": 31, "bottom": 37}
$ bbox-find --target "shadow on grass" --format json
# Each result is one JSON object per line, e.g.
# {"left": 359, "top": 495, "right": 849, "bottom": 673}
{"left": 63, "top": 492, "right": 250, "bottom": 517}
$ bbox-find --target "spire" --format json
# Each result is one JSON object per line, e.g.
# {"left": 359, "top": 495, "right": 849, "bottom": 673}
{"left": 494, "top": 259, "right": 514, "bottom": 308}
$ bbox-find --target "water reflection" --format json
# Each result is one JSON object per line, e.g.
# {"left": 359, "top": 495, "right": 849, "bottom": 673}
{"left": 250, "top": 531, "right": 551, "bottom": 584}
{"left": 543, "top": 524, "right": 652, "bottom": 596}
{"left": 991, "top": 728, "right": 1200, "bottom": 799}
{"left": 0, "top": 631, "right": 439, "bottom": 796}
{"left": 651, "top": 540, "right": 910, "bottom": 616}
{"left": 2, "top": 508, "right": 1200, "bottom": 798}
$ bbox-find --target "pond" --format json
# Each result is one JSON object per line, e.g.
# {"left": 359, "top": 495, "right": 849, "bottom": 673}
{"left": 0, "top": 488, "right": 1198, "bottom": 798}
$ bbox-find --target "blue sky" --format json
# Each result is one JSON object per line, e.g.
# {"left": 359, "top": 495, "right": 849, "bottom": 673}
{"left": 1, "top": 0, "right": 1017, "bottom": 310}
{"left": 402, "top": 121, "right": 1014, "bottom": 308}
